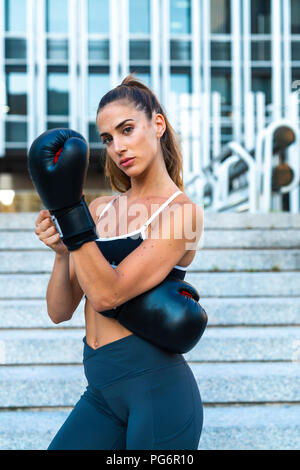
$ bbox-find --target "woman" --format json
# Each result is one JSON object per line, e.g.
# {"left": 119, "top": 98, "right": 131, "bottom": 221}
{"left": 35, "top": 74, "right": 204, "bottom": 450}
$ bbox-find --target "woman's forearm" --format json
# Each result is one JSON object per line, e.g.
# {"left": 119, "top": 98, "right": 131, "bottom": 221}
{"left": 46, "top": 252, "right": 75, "bottom": 323}
{"left": 70, "top": 241, "right": 119, "bottom": 312}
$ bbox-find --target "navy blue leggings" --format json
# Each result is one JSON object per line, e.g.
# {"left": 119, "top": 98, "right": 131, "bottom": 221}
{"left": 48, "top": 334, "right": 203, "bottom": 450}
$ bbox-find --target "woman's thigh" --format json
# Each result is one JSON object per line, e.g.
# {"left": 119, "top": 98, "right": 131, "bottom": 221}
{"left": 47, "top": 394, "right": 126, "bottom": 450}
{"left": 101, "top": 362, "right": 203, "bottom": 450}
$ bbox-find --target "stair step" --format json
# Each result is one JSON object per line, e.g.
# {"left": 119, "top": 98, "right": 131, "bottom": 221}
{"left": 1, "top": 212, "right": 300, "bottom": 230}
{"left": 0, "top": 362, "right": 299, "bottom": 407}
{"left": 0, "top": 404, "right": 299, "bottom": 450}
{"left": 1, "top": 327, "right": 300, "bottom": 364}
{"left": 1, "top": 249, "right": 300, "bottom": 273}
{"left": 1, "top": 297, "right": 299, "bottom": 328}
{"left": 1, "top": 272, "right": 300, "bottom": 298}
{"left": 1, "top": 229, "right": 300, "bottom": 249}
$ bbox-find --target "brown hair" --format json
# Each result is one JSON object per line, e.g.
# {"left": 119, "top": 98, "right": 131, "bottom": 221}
{"left": 96, "top": 73, "right": 184, "bottom": 193}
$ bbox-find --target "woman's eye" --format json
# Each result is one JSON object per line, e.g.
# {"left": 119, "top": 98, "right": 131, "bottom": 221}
{"left": 102, "top": 127, "right": 133, "bottom": 145}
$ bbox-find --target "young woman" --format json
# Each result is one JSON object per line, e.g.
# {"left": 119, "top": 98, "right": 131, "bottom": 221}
{"left": 35, "top": 74, "right": 204, "bottom": 450}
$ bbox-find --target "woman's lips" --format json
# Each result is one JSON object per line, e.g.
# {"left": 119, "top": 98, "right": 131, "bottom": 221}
{"left": 120, "top": 158, "right": 135, "bottom": 167}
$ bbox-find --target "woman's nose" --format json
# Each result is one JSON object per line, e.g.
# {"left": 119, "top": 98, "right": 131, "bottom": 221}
{"left": 113, "top": 137, "right": 127, "bottom": 153}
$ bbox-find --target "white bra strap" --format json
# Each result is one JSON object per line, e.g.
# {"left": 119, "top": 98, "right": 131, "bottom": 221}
{"left": 97, "top": 197, "right": 117, "bottom": 222}
{"left": 143, "top": 190, "right": 183, "bottom": 228}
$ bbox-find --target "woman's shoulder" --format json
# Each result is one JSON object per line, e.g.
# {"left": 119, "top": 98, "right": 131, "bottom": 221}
{"left": 88, "top": 194, "right": 117, "bottom": 221}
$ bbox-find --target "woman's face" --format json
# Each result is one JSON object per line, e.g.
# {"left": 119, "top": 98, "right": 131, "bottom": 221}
{"left": 96, "top": 100, "right": 165, "bottom": 175}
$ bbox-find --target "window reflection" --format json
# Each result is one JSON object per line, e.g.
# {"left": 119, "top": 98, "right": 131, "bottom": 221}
{"left": 88, "top": 40, "right": 110, "bottom": 61}
{"left": 129, "top": 70, "right": 151, "bottom": 87}
{"left": 5, "top": 0, "right": 26, "bottom": 33}
{"left": 170, "top": 0, "right": 191, "bottom": 35}
{"left": 170, "top": 70, "right": 191, "bottom": 95}
{"left": 47, "top": 40, "right": 68, "bottom": 61}
{"left": 252, "top": 70, "right": 271, "bottom": 104}
{"left": 46, "top": 0, "right": 68, "bottom": 33}
{"left": 251, "top": 0, "right": 271, "bottom": 34}
{"left": 5, "top": 39, "right": 27, "bottom": 60}
{"left": 129, "top": 41, "right": 151, "bottom": 60}
{"left": 129, "top": 0, "right": 150, "bottom": 34}
{"left": 211, "top": 41, "right": 231, "bottom": 61}
{"left": 291, "top": 0, "right": 300, "bottom": 34}
{"left": 88, "top": 0, "right": 109, "bottom": 34}
{"left": 5, "top": 122, "right": 27, "bottom": 142}
{"left": 211, "top": 71, "right": 231, "bottom": 104}
{"left": 47, "top": 73, "right": 69, "bottom": 115}
{"left": 6, "top": 72, "right": 27, "bottom": 115}
{"left": 170, "top": 41, "right": 191, "bottom": 61}
{"left": 88, "top": 73, "right": 110, "bottom": 118}
{"left": 292, "top": 41, "right": 300, "bottom": 61}
{"left": 211, "top": 0, "right": 231, "bottom": 34}
{"left": 251, "top": 41, "right": 271, "bottom": 61}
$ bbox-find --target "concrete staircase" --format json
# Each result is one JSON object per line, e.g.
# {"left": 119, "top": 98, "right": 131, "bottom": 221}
{"left": 0, "top": 211, "right": 300, "bottom": 450}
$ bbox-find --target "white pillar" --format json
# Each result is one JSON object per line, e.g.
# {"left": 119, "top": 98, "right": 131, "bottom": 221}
{"left": 151, "top": 0, "right": 160, "bottom": 99}
{"left": 120, "top": 0, "right": 129, "bottom": 80}
{"left": 36, "top": 0, "right": 47, "bottom": 135}
{"left": 271, "top": 0, "right": 282, "bottom": 120}
{"left": 231, "top": 0, "right": 242, "bottom": 142}
{"left": 0, "top": 0, "right": 5, "bottom": 157}
{"left": 69, "top": 0, "right": 78, "bottom": 131}
{"left": 110, "top": 0, "right": 120, "bottom": 88}
{"left": 161, "top": 0, "right": 170, "bottom": 112}
{"left": 202, "top": 0, "right": 211, "bottom": 167}
{"left": 78, "top": 0, "right": 88, "bottom": 138}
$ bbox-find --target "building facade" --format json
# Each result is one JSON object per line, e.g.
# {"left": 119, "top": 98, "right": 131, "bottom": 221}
{"left": 0, "top": 0, "right": 299, "bottom": 207}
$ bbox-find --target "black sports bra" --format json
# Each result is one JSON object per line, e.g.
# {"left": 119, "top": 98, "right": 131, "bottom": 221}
{"left": 84, "top": 190, "right": 193, "bottom": 305}
{"left": 94, "top": 189, "right": 187, "bottom": 280}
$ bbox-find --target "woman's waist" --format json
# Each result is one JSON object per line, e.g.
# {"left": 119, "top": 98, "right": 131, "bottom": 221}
{"left": 83, "top": 333, "right": 186, "bottom": 374}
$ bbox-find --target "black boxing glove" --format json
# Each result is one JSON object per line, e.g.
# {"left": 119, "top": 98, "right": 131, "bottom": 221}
{"left": 99, "top": 276, "right": 208, "bottom": 354}
{"left": 28, "top": 128, "right": 97, "bottom": 251}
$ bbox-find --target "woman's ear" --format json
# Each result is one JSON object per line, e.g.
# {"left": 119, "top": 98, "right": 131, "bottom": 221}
{"left": 155, "top": 113, "right": 166, "bottom": 138}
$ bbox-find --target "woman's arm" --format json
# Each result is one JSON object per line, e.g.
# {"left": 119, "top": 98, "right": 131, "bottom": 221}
{"left": 70, "top": 198, "right": 203, "bottom": 313}
{"left": 46, "top": 252, "right": 84, "bottom": 324}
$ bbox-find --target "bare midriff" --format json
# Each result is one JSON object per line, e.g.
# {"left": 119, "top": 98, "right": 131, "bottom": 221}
{"left": 84, "top": 191, "right": 197, "bottom": 351}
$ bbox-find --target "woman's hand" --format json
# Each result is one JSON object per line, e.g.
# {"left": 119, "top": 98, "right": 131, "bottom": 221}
{"left": 35, "top": 210, "right": 69, "bottom": 256}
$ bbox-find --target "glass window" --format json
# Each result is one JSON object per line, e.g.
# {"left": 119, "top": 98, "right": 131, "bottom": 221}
{"left": 211, "top": 0, "right": 231, "bottom": 34}
{"left": 292, "top": 41, "right": 300, "bottom": 61}
{"left": 88, "top": 73, "right": 110, "bottom": 118}
{"left": 5, "top": 39, "right": 26, "bottom": 60}
{"left": 129, "top": 41, "right": 151, "bottom": 60}
{"left": 88, "top": 40, "right": 110, "bottom": 61}
{"left": 170, "top": 0, "right": 191, "bottom": 34}
{"left": 129, "top": 0, "right": 150, "bottom": 34}
{"left": 211, "top": 41, "right": 231, "bottom": 61}
{"left": 252, "top": 69, "right": 271, "bottom": 104}
{"left": 292, "top": 69, "right": 300, "bottom": 94}
{"left": 251, "top": 0, "right": 271, "bottom": 34}
{"left": 46, "top": 0, "right": 68, "bottom": 33}
{"left": 88, "top": 0, "right": 109, "bottom": 34}
{"left": 170, "top": 41, "right": 191, "bottom": 61}
{"left": 47, "top": 121, "right": 69, "bottom": 130}
{"left": 211, "top": 70, "right": 232, "bottom": 104}
{"left": 129, "top": 69, "right": 151, "bottom": 87}
{"left": 251, "top": 40, "right": 271, "bottom": 61}
{"left": 47, "top": 73, "right": 69, "bottom": 115}
{"left": 6, "top": 72, "right": 27, "bottom": 115}
{"left": 170, "top": 69, "right": 191, "bottom": 94}
{"left": 5, "top": 0, "right": 27, "bottom": 33}
{"left": 5, "top": 122, "right": 27, "bottom": 142}
{"left": 291, "top": 0, "right": 300, "bottom": 34}
{"left": 89, "top": 122, "right": 101, "bottom": 143}
{"left": 47, "top": 39, "right": 68, "bottom": 60}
